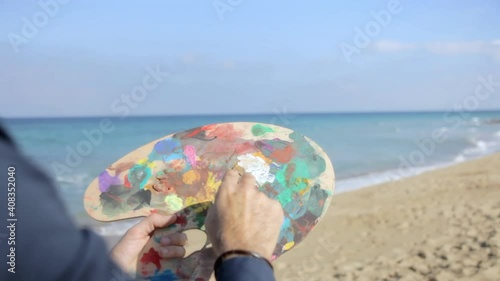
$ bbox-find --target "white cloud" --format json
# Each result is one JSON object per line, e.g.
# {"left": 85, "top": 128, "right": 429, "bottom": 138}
{"left": 424, "top": 41, "right": 485, "bottom": 55}
{"left": 372, "top": 39, "right": 500, "bottom": 61}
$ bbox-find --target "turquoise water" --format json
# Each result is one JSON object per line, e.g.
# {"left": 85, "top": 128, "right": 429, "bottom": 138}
{"left": 3, "top": 111, "right": 500, "bottom": 233}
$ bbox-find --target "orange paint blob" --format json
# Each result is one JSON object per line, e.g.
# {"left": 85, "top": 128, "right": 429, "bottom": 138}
{"left": 123, "top": 174, "right": 132, "bottom": 188}
{"left": 205, "top": 124, "right": 241, "bottom": 141}
{"left": 182, "top": 170, "right": 200, "bottom": 184}
{"left": 235, "top": 142, "right": 254, "bottom": 154}
{"left": 252, "top": 151, "right": 273, "bottom": 164}
{"left": 270, "top": 145, "right": 295, "bottom": 163}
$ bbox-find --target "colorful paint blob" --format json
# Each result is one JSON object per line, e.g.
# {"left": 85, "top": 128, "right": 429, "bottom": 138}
{"left": 83, "top": 122, "right": 334, "bottom": 280}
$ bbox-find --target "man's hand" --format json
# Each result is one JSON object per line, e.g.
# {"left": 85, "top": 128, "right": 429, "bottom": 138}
{"left": 110, "top": 214, "right": 188, "bottom": 272}
{"left": 205, "top": 171, "right": 284, "bottom": 261}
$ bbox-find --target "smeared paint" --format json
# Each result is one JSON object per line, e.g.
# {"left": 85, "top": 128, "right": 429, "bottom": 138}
{"left": 128, "top": 164, "right": 152, "bottom": 189}
{"left": 164, "top": 194, "right": 183, "bottom": 212}
{"left": 204, "top": 123, "right": 240, "bottom": 141}
{"left": 289, "top": 131, "right": 326, "bottom": 178}
{"left": 140, "top": 248, "right": 162, "bottom": 270}
{"left": 154, "top": 138, "right": 181, "bottom": 154}
{"left": 185, "top": 196, "right": 198, "bottom": 206}
{"left": 236, "top": 153, "right": 275, "bottom": 185}
{"left": 183, "top": 145, "right": 197, "bottom": 166}
{"left": 126, "top": 189, "right": 151, "bottom": 210}
{"left": 123, "top": 174, "right": 132, "bottom": 188}
{"left": 234, "top": 142, "right": 254, "bottom": 154}
{"left": 175, "top": 215, "right": 188, "bottom": 227}
{"left": 305, "top": 185, "right": 329, "bottom": 216}
{"left": 283, "top": 241, "right": 295, "bottom": 251}
{"left": 149, "top": 270, "right": 178, "bottom": 281}
{"left": 269, "top": 145, "right": 295, "bottom": 163}
{"left": 98, "top": 171, "right": 122, "bottom": 192}
{"left": 182, "top": 170, "right": 200, "bottom": 185}
{"left": 251, "top": 124, "right": 274, "bottom": 136}
{"left": 205, "top": 171, "right": 221, "bottom": 195}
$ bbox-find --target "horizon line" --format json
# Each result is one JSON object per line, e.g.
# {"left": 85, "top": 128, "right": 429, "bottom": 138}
{"left": 3, "top": 109, "right": 500, "bottom": 120}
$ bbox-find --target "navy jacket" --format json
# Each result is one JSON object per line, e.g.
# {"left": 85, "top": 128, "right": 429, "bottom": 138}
{"left": 0, "top": 125, "right": 275, "bottom": 281}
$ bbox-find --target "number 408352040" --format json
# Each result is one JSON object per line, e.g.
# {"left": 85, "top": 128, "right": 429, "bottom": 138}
{"left": 7, "top": 166, "right": 16, "bottom": 216}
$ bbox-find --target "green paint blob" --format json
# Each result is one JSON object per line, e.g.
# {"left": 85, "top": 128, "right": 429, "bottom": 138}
{"left": 165, "top": 194, "right": 183, "bottom": 212}
{"left": 292, "top": 159, "right": 310, "bottom": 179}
{"left": 276, "top": 189, "right": 293, "bottom": 205}
{"left": 275, "top": 164, "right": 288, "bottom": 187}
{"left": 251, "top": 124, "right": 275, "bottom": 136}
{"left": 289, "top": 132, "right": 326, "bottom": 178}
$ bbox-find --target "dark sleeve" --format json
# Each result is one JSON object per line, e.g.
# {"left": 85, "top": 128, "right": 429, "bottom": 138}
{"left": 0, "top": 134, "right": 129, "bottom": 281}
{"left": 215, "top": 257, "right": 276, "bottom": 281}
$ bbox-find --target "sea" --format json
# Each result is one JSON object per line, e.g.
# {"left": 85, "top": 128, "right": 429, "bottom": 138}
{"left": 3, "top": 111, "right": 500, "bottom": 236}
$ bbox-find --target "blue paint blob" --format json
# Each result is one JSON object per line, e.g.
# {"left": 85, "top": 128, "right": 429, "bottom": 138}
{"left": 154, "top": 138, "right": 181, "bottom": 154}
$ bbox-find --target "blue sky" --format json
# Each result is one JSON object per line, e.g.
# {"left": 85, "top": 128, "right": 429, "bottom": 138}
{"left": 1, "top": 0, "right": 499, "bottom": 117}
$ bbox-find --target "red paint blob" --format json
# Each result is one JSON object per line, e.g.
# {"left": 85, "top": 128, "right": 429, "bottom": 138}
{"left": 175, "top": 215, "right": 188, "bottom": 226}
{"left": 205, "top": 124, "right": 240, "bottom": 141}
{"left": 234, "top": 142, "right": 255, "bottom": 154}
{"left": 270, "top": 145, "right": 295, "bottom": 163}
{"left": 140, "top": 248, "right": 162, "bottom": 270}
{"left": 123, "top": 174, "right": 132, "bottom": 188}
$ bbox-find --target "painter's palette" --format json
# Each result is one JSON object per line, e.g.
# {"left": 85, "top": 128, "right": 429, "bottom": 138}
{"left": 84, "top": 122, "right": 334, "bottom": 280}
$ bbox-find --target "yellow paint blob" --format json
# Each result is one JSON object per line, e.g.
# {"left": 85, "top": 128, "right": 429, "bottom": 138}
{"left": 164, "top": 194, "right": 183, "bottom": 212}
{"left": 283, "top": 241, "right": 295, "bottom": 251}
{"left": 137, "top": 158, "right": 149, "bottom": 165}
{"left": 147, "top": 161, "right": 158, "bottom": 169}
{"left": 205, "top": 171, "right": 221, "bottom": 196}
{"left": 185, "top": 196, "right": 198, "bottom": 206}
{"left": 182, "top": 170, "right": 200, "bottom": 185}
{"left": 252, "top": 151, "right": 272, "bottom": 164}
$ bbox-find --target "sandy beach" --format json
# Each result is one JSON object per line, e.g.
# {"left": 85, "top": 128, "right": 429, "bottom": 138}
{"left": 274, "top": 154, "right": 500, "bottom": 281}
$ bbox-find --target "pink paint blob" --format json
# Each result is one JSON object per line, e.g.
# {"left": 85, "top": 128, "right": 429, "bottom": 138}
{"left": 184, "top": 145, "right": 197, "bottom": 165}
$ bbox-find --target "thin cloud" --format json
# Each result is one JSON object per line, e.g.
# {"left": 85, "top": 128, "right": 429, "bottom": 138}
{"left": 425, "top": 41, "right": 487, "bottom": 55}
{"left": 372, "top": 40, "right": 500, "bottom": 60}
